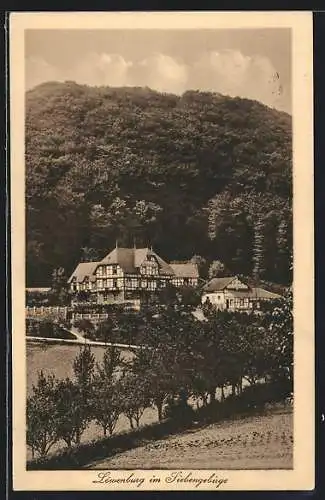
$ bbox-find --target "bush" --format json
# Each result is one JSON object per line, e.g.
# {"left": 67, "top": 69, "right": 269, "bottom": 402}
{"left": 239, "top": 379, "right": 292, "bottom": 409}
{"left": 163, "top": 396, "right": 195, "bottom": 423}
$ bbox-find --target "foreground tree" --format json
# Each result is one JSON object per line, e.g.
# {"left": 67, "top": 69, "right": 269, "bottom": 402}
{"left": 267, "top": 289, "right": 294, "bottom": 385}
{"left": 91, "top": 347, "right": 123, "bottom": 436}
{"left": 55, "top": 346, "right": 96, "bottom": 447}
{"left": 54, "top": 377, "right": 91, "bottom": 447}
{"left": 120, "top": 372, "right": 150, "bottom": 429}
{"left": 27, "top": 371, "right": 59, "bottom": 458}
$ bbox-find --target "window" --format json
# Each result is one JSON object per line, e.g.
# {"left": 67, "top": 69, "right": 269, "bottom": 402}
{"left": 97, "top": 279, "right": 103, "bottom": 289}
{"left": 112, "top": 265, "right": 117, "bottom": 275}
{"left": 148, "top": 280, "right": 157, "bottom": 290}
{"left": 141, "top": 261, "right": 158, "bottom": 276}
{"left": 97, "top": 266, "right": 103, "bottom": 277}
{"left": 125, "top": 278, "right": 138, "bottom": 289}
{"left": 141, "top": 280, "right": 147, "bottom": 288}
{"left": 113, "top": 279, "right": 118, "bottom": 288}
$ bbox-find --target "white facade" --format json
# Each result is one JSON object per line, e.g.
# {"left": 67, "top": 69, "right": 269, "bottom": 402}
{"left": 201, "top": 291, "right": 254, "bottom": 311}
{"left": 201, "top": 275, "right": 281, "bottom": 312}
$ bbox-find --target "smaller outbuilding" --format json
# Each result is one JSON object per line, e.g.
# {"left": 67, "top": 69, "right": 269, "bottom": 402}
{"left": 201, "top": 275, "right": 281, "bottom": 312}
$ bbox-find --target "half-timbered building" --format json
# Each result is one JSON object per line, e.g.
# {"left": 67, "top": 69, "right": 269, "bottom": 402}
{"left": 68, "top": 246, "right": 199, "bottom": 305}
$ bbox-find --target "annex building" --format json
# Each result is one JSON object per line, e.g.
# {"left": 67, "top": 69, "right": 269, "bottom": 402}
{"left": 201, "top": 276, "right": 281, "bottom": 312}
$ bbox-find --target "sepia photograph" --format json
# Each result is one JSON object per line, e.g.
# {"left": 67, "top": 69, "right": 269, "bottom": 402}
{"left": 10, "top": 11, "right": 314, "bottom": 491}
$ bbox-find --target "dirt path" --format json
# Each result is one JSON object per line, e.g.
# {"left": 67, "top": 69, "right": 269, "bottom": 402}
{"left": 27, "top": 325, "right": 143, "bottom": 349}
{"left": 85, "top": 410, "right": 293, "bottom": 470}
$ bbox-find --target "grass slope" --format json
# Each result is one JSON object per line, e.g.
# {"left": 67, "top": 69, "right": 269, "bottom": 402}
{"left": 86, "top": 408, "right": 293, "bottom": 470}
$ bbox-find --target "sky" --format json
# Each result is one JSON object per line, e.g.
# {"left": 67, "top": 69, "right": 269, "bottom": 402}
{"left": 25, "top": 29, "right": 292, "bottom": 113}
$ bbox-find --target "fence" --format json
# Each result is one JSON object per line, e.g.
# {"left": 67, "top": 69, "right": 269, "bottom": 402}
{"left": 70, "top": 300, "right": 141, "bottom": 322}
{"left": 26, "top": 306, "right": 68, "bottom": 320}
{"left": 26, "top": 300, "right": 141, "bottom": 323}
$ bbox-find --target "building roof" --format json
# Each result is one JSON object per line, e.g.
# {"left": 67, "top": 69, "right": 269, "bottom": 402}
{"left": 203, "top": 281, "right": 282, "bottom": 300}
{"left": 253, "top": 287, "right": 281, "bottom": 300}
{"left": 170, "top": 263, "right": 199, "bottom": 278}
{"left": 100, "top": 247, "right": 135, "bottom": 272}
{"left": 69, "top": 247, "right": 201, "bottom": 281}
{"left": 99, "top": 247, "right": 175, "bottom": 275}
{"left": 203, "top": 276, "right": 239, "bottom": 292}
{"left": 68, "top": 261, "right": 98, "bottom": 283}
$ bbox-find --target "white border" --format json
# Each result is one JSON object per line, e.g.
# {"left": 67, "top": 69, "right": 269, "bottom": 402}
{"left": 10, "top": 11, "right": 314, "bottom": 491}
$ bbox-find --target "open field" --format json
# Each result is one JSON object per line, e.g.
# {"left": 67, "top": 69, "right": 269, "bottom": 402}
{"left": 27, "top": 343, "right": 155, "bottom": 460}
{"left": 85, "top": 409, "right": 293, "bottom": 470}
{"left": 27, "top": 343, "right": 134, "bottom": 393}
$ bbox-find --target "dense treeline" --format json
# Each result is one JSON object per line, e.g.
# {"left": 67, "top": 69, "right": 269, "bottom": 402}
{"left": 27, "top": 290, "right": 293, "bottom": 460}
{"left": 26, "top": 82, "right": 292, "bottom": 286}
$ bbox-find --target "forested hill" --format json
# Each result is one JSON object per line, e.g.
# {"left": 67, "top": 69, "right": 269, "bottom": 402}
{"left": 26, "top": 81, "right": 292, "bottom": 286}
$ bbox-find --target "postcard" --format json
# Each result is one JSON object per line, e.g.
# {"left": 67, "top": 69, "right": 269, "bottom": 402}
{"left": 10, "top": 11, "right": 314, "bottom": 491}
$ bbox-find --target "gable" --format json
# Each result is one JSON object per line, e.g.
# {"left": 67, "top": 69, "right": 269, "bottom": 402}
{"left": 225, "top": 276, "right": 249, "bottom": 290}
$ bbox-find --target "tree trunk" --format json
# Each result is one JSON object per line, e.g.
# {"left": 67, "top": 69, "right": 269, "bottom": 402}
{"left": 221, "top": 385, "right": 225, "bottom": 401}
{"left": 156, "top": 400, "right": 164, "bottom": 422}
{"left": 209, "top": 388, "right": 216, "bottom": 403}
{"left": 75, "top": 429, "right": 81, "bottom": 445}
{"left": 64, "top": 437, "right": 72, "bottom": 449}
{"left": 232, "top": 384, "right": 236, "bottom": 396}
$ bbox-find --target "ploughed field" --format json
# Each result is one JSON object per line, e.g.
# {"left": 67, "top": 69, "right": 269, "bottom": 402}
{"left": 85, "top": 410, "right": 293, "bottom": 470}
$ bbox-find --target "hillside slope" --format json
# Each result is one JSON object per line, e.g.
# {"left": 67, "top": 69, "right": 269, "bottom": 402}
{"left": 26, "top": 82, "right": 292, "bottom": 285}
{"left": 86, "top": 409, "right": 293, "bottom": 470}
